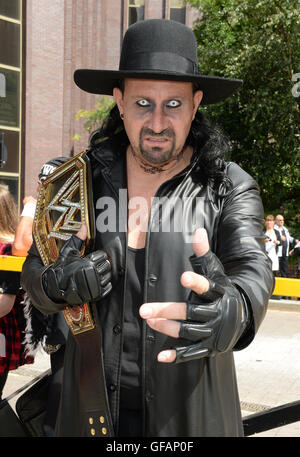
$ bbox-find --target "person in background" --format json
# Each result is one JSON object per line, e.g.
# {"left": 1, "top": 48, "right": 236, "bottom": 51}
{"left": 274, "top": 214, "right": 299, "bottom": 278}
{"left": 289, "top": 239, "right": 300, "bottom": 279}
{"left": 264, "top": 215, "right": 281, "bottom": 276}
{"left": 0, "top": 184, "right": 34, "bottom": 400}
{"left": 12, "top": 157, "right": 70, "bottom": 436}
{"left": 12, "top": 157, "right": 69, "bottom": 257}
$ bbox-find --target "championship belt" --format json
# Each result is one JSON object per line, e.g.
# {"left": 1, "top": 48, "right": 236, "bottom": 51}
{"left": 33, "top": 152, "right": 114, "bottom": 437}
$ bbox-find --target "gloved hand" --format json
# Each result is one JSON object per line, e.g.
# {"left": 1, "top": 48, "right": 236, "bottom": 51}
{"left": 140, "top": 228, "right": 249, "bottom": 363}
{"left": 42, "top": 234, "right": 112, "bottom": 307}
{"left": 175, "top": 249, "right": 246, "bottom": 363}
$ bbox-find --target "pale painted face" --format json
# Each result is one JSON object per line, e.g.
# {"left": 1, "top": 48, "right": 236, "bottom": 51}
{"left": 113, "top": 78, "right": 203, "bottom": 168}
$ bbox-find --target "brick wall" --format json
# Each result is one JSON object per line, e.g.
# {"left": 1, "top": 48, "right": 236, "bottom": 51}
{"left": 24, "top": 0, "right": 122, "bottom": 196}
{"left": 23, "top": 0, "right": 200, "bottom": 197}
{"left": 24, "top": 0, "right": 65, "bottom": 196}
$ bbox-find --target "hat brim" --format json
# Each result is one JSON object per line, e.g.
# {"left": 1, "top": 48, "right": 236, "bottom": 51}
{"left": 74, "top": 69, "right": 242, "bottom": 105}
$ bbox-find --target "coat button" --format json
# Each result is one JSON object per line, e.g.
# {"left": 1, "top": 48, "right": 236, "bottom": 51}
{"left": 109, "top": 384, "right": 116, "bottom": 392}
{"left": 146, "top": 392, "right": 154, "bottom": 402}
{"left": 148, "top": 274, "right": 157, "bottom": 284}
{"left": 113, "top": 324, "right": 121, "bottom": 335}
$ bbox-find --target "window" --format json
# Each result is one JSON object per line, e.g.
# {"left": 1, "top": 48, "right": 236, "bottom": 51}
{"left": 128, "top": 0, "right": 145, "bottom": 27}
{"left": 169, "top": 0, "right": 186, "bottom": 24}
{"left": 0, "top": 129, "right": 19, "bottom": 173}
{"left": 0, "top": 19, "right": 20, "bottom": 67}
{"left": 0, "top": 68, "right": 20, "bottom": 128}
{"left": 0, "top": 0, "right": 20, "bottom": 20}
{"left": 0, "top": 0, "right": 22, "bottom": 206}
{"left": 0, "top": 73, "right": 5, "bottom": 97}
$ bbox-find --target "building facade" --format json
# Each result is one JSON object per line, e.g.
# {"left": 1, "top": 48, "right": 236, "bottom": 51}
{"left": 0, "top": 0, "right": 199, "bottom": 207}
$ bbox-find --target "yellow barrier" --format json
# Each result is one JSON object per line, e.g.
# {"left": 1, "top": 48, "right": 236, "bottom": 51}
{"left": 273, "top": 277, "right": 300, "bottom": 297}
{"left": 0, "top": 255, "right": 26, "bottom": 272}
{"left": 0, "top": 256, "right": 299, "bottom": 296}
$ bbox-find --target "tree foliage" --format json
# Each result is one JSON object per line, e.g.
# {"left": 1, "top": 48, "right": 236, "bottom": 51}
{"left": 188, "top": 0, "right": 300, "bottom": 230}
{"left": 73, "top": 96, "right": 114, "bottom": 141}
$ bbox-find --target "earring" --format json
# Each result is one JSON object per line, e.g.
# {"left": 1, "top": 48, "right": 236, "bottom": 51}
{"left": 120, "top": 113, "right": 124, "bottom": 120}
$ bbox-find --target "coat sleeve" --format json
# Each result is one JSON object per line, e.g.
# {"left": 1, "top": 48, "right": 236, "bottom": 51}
{"left": 215, "top": 162, "right": 274, "bottom": 349}
{"left": 20, "top": 241, "right": 65, "bottom": 315}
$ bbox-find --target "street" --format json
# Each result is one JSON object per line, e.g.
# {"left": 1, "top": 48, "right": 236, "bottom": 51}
{"left": 2, "top": 304, "right": 300, "bottom": 437}
{"left": 235, "top": 305, "right": 300, "bottom": 437}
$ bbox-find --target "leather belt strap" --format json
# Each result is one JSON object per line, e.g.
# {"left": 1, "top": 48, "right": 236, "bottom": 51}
{"left": 76, "top": 305, "right": 114, "bottom": 437}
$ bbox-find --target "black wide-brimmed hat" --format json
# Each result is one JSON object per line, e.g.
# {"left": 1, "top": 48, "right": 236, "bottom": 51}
{"left": 74, "top": 19, "right": 242, "bottom": 105}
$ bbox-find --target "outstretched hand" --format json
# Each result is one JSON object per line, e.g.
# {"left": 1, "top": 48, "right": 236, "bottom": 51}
{"left": 139, "top": 228, "right": 211, "bottom": 363}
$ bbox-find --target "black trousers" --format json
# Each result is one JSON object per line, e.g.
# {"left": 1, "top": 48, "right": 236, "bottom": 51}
{"left": 279, "top": 256, "right": 289, "bottom": 277}
{"left": 118, "top": 409, "right": 143, "bottom": 436}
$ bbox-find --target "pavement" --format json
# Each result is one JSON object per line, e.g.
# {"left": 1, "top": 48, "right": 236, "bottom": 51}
{"left": 2, "top": 298, "right": 300, "bottom": 438}
{"left": 236, "top": 299, "right": 300, "bottom": 437}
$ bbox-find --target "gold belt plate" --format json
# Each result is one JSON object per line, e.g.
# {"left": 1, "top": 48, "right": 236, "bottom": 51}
{"left": 33, "top": 152, "right": 96, "bottom": 335}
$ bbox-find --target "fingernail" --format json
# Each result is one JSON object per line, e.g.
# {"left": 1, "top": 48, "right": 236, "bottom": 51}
{"left": 140, "top": 305, "right": 152, "bottom": 318}
{"left": 184, "top": 273, "right": 193, "bottom": 286}
{"left": 158, "top": 353, "right": 167, "bottom": 362}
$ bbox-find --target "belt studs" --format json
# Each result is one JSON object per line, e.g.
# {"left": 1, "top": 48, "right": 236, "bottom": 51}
{"left": 87, "top": 414, "right": 108, "bottom": 436}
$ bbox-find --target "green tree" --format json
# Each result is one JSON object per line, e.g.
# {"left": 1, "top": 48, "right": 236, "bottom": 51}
{"left": 188, "top": 0, "right": 300, "bottom": 222}
{"left": 73, "top": 96, "right": 115, "bottom": 141}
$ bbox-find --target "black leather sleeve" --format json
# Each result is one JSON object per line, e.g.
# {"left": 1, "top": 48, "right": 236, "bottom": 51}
{"left": 21, "top": 241, "right": 65, "bottom": 315}
{"left": 213, "top": 163, "right": 274, "bottom": 348}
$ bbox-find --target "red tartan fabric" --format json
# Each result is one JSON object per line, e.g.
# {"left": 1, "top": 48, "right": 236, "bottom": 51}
{"left": 0, "top": 242, "right": 34, "bottom": 374}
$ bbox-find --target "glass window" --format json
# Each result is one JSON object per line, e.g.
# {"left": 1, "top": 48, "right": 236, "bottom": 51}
{"left": 0, "top": 73, "right": 5, "bottom": 97}
{"left": 0, "top": 19, "right": 20, "bottom": 68}
{"left": 0, "top": 0, "right": 21, "bottom": 210}
{"left": 0, "top": 0, "right": 20, "bottom": 20}
{"left": 0, "top": 68, "right": 20, "bottom": 128}
{"left": 0, "top": 129, "right": 19, "bottom": 173}
{"left": 169, "top": 0, "right": 186, "bottom": 24}
{"left": 0, "top": 175, "right": 19, "bottom": 205}
{"left": 128, "top": 0, "right": 145, "bottom": 27}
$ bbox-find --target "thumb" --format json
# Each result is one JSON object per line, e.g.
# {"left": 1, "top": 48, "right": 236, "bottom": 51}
{"left": 76, "top": 223, "right": 88, "bottom": 241}
{"left": 193, "top": 228, "right": 209, "bottom": 257}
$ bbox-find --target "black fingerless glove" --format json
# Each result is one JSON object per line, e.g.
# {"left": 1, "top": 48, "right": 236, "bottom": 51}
{"left": 175, "top": 250, "right": 249, "bottom": 363}
{"left": 42, "top": 235, "right": 112, "bottom": 308}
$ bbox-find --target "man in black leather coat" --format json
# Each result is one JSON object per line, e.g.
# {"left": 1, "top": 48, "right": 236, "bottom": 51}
{"left": 21, "top": 20, "right": 274, "bottom": 437}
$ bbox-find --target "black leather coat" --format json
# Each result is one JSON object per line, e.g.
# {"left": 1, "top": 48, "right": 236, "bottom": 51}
{"left": 21, "top": 135, "right": 274, "bottom": 437}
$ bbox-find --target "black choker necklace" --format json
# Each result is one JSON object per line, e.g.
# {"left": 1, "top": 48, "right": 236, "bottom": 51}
{"left": 129, "top": 146, "right": 186, "bottom": 175}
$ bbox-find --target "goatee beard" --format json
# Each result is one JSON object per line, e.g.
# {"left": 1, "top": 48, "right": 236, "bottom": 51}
{"left": 139, "top": 127, "right": 176, "bottom": 165}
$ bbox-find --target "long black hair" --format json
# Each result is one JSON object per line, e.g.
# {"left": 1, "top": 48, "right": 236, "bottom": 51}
{"left": 89, "top": 101, "right": 232, "bottom": 194}
{"left": 186, "top": 110, "right": 232, "bottom": 193}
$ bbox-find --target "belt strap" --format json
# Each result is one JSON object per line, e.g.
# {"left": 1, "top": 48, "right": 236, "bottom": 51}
{"left": 75, "top": 304, "right": 114, "bottom": 437}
